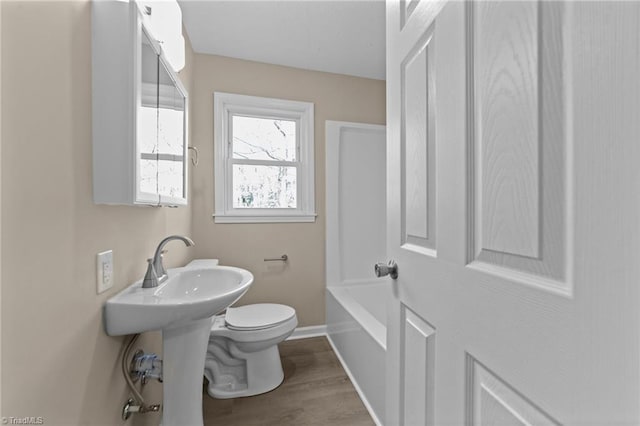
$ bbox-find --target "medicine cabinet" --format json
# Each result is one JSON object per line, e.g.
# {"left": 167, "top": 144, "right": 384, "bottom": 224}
{"left": 92, "top": 1, "right": 188, "bottom": 206}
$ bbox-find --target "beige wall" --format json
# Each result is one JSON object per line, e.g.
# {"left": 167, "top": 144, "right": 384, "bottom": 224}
{"left": 190, "top": 54, "right": 386, "bottom": 327}
{"left": 1, "top": 2, "right": 194, "bottom": 424}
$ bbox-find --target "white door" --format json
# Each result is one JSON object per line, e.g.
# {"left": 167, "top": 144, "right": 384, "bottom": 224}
{"left": 385, "top": 1, "right": 640, "bottom": 425}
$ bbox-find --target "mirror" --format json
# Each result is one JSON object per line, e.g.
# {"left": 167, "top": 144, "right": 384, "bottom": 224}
{"left": 139, "top": 30, "right": 159, "bottom": 195}
{"left": 157, "top": 55, "right": 187, "bottom": 199}
{"left": 136, "top": 28, "right": 187, "bottom": 202}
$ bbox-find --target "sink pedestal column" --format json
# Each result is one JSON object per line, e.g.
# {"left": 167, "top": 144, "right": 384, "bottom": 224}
{"left": 162, "top": 317, "right": 212, "bottom": 426}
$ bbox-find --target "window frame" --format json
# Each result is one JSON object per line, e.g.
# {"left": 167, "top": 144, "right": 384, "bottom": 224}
{"left": 213, "top": 92, "right": 316, "bottom": 223}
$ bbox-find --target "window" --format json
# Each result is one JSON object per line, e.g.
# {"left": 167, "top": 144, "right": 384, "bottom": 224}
{"left": 214, "top": 92, "right": 316, "bottom": 223}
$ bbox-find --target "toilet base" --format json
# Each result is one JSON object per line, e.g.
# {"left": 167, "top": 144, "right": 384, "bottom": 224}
{"left": 205, "top": 342, "right": 285, "bottom": 399}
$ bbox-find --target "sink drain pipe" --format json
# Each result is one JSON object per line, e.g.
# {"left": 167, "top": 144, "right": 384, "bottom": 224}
{"left": 121, "top": 334, "right": 161, "bottom": 420}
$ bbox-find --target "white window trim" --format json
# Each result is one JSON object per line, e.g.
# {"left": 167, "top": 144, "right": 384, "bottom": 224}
{"left": 213, "top": 92, "right": 316, "bottom": 223}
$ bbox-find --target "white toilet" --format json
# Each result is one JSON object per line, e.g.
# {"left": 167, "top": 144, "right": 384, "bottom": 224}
{"left": 204, "top": 303, "right": 298, "bottom": 399}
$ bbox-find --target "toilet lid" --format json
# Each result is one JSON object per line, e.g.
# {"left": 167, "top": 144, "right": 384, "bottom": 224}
{"left": 225, "top": 304, "right": 296, "bottom": 331}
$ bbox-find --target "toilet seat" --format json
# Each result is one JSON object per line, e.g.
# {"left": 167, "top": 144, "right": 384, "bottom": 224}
{"left": 225, "top": 303, "right": 296, "bottom": 331}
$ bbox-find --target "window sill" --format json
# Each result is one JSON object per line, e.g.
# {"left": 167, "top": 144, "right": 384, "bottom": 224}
{"left": 213, "top": 213, "right": 317, "bottom": 224}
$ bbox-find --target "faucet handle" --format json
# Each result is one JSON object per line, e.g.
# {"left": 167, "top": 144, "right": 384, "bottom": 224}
{"left": 142, "top": 258, "right": 158, "bottom": 289}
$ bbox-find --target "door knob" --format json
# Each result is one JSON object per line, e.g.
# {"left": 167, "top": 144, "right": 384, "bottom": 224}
{"left": 375, "top": 260, "right": 399, "bottom": 280}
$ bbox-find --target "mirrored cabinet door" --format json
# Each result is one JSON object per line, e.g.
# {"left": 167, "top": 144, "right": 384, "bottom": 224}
{"left": 92, "top": 1, "right": 188, "bottom": 206}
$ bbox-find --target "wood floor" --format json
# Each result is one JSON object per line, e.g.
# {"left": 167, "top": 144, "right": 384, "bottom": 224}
{"left": 203, "top": 336, "right": 375, "bottom": 426}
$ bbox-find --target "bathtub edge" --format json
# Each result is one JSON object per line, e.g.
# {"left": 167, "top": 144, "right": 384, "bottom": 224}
{"left": 326, "top": 333, "right": 385, "bottom": 426}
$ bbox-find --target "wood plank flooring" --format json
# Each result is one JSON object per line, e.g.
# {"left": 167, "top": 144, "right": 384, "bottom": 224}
{"left": 203, "top": 336, "right": 375, "bottom": 426}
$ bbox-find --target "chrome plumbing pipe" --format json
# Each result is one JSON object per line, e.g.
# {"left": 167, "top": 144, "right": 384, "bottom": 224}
{"left": 120, "top": 334, "right": 161, "bottom": 420}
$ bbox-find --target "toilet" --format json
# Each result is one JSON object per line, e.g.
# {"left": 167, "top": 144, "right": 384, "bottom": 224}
{"left": 203, "top": 303, "right": 298, "bottom": 399}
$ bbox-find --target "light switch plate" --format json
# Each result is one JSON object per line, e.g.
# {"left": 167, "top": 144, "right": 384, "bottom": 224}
{"left": 97, "top": 250, "right": 114, "bottom": 294}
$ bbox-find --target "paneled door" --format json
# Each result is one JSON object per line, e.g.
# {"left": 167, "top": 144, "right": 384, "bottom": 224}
{"left": 385, "top": 1, "right": 640, "bottom": 424}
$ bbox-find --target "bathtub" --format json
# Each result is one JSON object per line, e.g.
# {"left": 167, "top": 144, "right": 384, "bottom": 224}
{"left": 326, "top": 282, "right": 389, "bottom": 426}
{"left": 325, "top": 121, "right": 387, "bottom": 425}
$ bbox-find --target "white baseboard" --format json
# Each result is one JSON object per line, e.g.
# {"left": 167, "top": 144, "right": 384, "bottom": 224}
{"left": 286, "top": 325, "right": 327, "bottom": 340}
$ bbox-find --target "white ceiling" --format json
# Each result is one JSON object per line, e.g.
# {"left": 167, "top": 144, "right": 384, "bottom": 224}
{"left": 178, "top": 0, "right": 386, "bottom": 80}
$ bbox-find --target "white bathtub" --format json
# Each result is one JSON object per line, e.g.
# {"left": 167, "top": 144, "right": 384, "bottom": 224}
{"left": 325, "top": 121, "right": 387, "bottom": 425}
{"left": 326, "top": 282, "right": 389, "bottom": 425}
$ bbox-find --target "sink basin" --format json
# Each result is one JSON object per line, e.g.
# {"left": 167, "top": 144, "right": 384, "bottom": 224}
{"left": 104, "top": 265, "right": 254, "bottom": 336}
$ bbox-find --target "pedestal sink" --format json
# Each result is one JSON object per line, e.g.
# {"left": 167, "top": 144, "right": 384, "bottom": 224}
{"left": 104, "top": 259, "right": 254, "bottom": 426}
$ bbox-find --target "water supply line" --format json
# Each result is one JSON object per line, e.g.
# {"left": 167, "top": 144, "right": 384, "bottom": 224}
{"left": 121, "top": 334, "right": 161, "bottom": 420}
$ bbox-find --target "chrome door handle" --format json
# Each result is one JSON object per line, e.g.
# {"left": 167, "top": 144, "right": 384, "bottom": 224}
{"left": 375, "top": 260, "right": 399, "bottom": 280}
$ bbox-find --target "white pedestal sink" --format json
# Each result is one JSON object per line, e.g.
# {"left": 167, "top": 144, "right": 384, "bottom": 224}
{"left": 104, "top": 260, "right": 254, "bottom": 426}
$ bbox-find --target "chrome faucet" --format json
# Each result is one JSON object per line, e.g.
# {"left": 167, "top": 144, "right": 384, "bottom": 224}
{"left": 142, "top": 235, "right": 195, "bottom": 288}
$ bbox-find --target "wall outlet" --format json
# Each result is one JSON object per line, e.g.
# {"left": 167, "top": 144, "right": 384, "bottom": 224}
{"left": 97, "top": 250, "right": 114, "bottom": 294}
